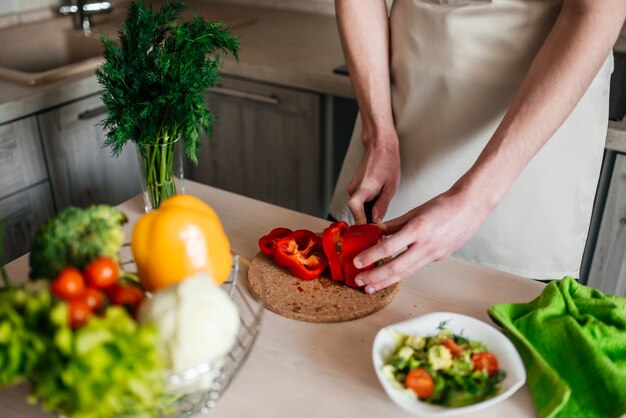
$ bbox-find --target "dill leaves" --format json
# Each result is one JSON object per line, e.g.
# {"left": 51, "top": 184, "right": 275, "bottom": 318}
{"left": 96, "top": 0, "right": 239, "bottom": 207}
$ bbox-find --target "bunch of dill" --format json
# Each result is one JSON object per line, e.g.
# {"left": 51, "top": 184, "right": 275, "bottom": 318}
{"left": 96, "top": 0, "right": 239, "bottom": 207}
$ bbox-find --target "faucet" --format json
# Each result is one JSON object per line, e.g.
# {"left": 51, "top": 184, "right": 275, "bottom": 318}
{"left": 58, "top": 0, "right": 113, "bottom": 37}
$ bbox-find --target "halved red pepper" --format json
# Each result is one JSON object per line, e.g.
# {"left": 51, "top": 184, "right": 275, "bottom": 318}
{"left": 322, "top": 221, "right": 349, "bottom": 281}
{"left": 341, "top": 224, "right": 383, "bottom": 288}
{"left": 273, "top": 230, "right": 327, "bottom": 280}
{"left": 258, "top": 227, "right": 293, "bottom": 256}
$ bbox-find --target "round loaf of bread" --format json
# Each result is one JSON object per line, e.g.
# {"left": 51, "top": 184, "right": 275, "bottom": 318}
{"left": 248, "top": 252, "right": 400, "bottom": 323}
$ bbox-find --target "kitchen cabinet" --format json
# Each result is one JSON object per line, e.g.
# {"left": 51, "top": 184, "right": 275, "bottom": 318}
{"left": 188, "top": 76, "right": 324, "bottom": 217}
{"left": 0, "top": 116, "right": 55, "bottom": 263}
{"left": 38, "top": 94, "right": 142, "bottom": 211}
{"left": 0, "top": 116, "right": 48, "bottom": 199}
{"left": 1, "top": 183, "right": 55, "bottom": 264}
{"left": 587, "top": 151, "right": 626, "bottom": 297}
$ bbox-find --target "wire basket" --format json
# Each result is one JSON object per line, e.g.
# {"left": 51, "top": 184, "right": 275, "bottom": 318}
{"left": 119, "top": 251, "right": 264, "bottom": 417}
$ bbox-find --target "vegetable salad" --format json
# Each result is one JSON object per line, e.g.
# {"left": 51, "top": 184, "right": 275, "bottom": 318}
{"left": 381, "top": 325, "right": 505, "bottom": 407}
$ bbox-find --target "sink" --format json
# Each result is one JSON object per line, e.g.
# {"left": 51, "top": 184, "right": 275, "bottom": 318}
{"left": 0, "top": 4, "right": 255, "bottom": 86}
{"left": 0, "top": 11, "right": 123, "bottom": 86}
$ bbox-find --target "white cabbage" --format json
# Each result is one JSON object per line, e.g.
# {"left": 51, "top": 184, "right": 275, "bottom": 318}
{"left": 138, "top": 273, "right": 239, "bottom": 375}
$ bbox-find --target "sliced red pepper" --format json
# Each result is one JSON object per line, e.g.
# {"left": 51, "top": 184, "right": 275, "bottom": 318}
{"left": 342, "top": 224, "right": 383, "bottom": 288}
{"left": 273, "top": 230, "right": 328, "bottom": 280}
{"left": 322, "top": 221, "right": 349, "bottom": 281}
{"left": 258, "top": 227, "right": 293, "bottom": 257}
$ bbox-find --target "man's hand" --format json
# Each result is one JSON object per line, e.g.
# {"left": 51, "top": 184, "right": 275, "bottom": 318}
{"left": 347, "top": 129, "right": 401, "bottom": 225}
{"left": 352, "top": 187, "right": 490, "bottom": 293}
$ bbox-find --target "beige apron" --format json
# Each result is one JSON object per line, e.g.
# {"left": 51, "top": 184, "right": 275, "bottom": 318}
{"left": 329, "top": 0, "right": 613, "bottom": 280}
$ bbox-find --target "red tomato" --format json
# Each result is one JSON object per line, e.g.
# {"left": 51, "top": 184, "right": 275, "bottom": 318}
{"left": 68, "top": 299, "right": 92, "bottom": 329}
{"left": 82, "top": 287, "right": 105, "bottom": 311}
{"left": 51, "top": 267, "right": 86, "bottom": 300}
{"left": 108, "top": 283, "right": 144, "bottom": 313}
{"left": 405, "top": 368, "right": 434, "bottom": 399}
{"left": 84, "top": 257, "right": 119, "bottom": 290}
{"left": 442, "top": 339, "right": 463, "bottom": 356}
{"left": 471, "top": 352, "right": 499, "bottom": 376}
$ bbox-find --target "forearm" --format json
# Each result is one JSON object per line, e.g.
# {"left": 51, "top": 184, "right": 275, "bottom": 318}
{"left": 455, "top": 0, "right": 626, "bottom": 213}
{"left": 335, "top": 0, "right": 395, "bottom": 142}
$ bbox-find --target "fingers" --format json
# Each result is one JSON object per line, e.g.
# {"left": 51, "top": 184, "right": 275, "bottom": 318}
{"left": 356, "top": 246, "right": 429, "bottom": 293}
{"left": 352, "top": 218, "right": 435, "bottom": 293}
{"left": 350, "top": 185, "right": 395, "bottom": 225}
{"left": 371, "top": 185, "right": 394, "bottom": 224}
{"left": 353, "top": 231, "right": 412, "bottom": 269}
{"left": 358, "top": 273, "right": 402, "bottom": 294}
{"left": 378, "top": 211, "right": 414, "bottom": 235}
{"left": 349, "top": 186, "right": 380, "bottom": 225}
{"left": 347, "top": 191, "right": 368, "bottom": 225}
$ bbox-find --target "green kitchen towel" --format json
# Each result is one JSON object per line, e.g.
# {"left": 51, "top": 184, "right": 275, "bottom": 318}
{"left": 488, "top": 277, "right": 626, "bottom": 418}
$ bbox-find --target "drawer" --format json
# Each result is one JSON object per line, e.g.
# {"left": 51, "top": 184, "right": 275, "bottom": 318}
{"left": 1, "top": 182, "right": 55, "bottom": 264}
{"left": 0, "top": 116, "right": 48, "bottom": 200}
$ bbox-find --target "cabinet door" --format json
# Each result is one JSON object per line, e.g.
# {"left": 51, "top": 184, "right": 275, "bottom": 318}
{"left": 38, "top": 94, "right": 142, "bottom": 210}
{"left": 189, "top": 77, "right": 322, "bottom": 217}
{"left": 0, "top": 116, "right": 48, "bottom": 200}
{"left": 588, "top": 153, "right": 626, "bottom": 296}
{"left": 1, "top": 182, "right": 55, "bottom": 264}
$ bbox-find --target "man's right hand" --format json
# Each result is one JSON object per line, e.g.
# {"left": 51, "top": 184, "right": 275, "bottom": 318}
{"left": 347, "top": 128, "right": 401, "bottom": 225}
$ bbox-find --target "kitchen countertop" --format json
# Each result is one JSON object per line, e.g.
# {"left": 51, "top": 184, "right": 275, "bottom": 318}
{"left": 0, "top": 0, "right": 352, "bottom": 124}
{"left": 1, "top": 180, "right": 545, "bottom": 418}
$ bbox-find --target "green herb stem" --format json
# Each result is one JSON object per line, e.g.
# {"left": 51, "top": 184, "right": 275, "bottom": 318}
{"left": 141, "top": 132, "right": 179, "bottom": 210}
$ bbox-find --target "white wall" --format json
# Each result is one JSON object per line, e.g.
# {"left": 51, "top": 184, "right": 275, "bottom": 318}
{"left": 0, "top": 0, "right": 396, "bottom": 18}
{"left": 0, "top": 0, "right": 58, "bottom": 16}
{"left": 0, "top": 0, "right": 338, "bottom": 17}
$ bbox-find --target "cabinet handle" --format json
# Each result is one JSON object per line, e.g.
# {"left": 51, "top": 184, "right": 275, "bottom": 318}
{"left": 210, "top": 87, "right": 280, "bottom": 106}
{"left": 78, "top": 106, "right": 107, "bottom": 120}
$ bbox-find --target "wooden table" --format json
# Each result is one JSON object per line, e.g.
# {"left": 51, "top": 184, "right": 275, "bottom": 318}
{"left": 0, "top": 181, "right": 545, "bottom": 418}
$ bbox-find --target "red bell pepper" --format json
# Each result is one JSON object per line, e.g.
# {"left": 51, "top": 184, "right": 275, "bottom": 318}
{"left": 341, "top": 224, "right": 383, "bottom": 288}
{"left": 322, "top": 221, "right": 349, "bottom": 281}
{"left": 258, "top": 227, "right": 293, "bottom": 257}
{"left": 273, "top": 229, "right": 327, "bottom": 280}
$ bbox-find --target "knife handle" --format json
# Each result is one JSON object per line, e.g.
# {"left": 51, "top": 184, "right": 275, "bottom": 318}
{"left": 364, "top": 198, "right": 377, "bottom": 224}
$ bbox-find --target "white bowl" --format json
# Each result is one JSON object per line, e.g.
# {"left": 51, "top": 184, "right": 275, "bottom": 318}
{"left": 372, "top": 312, "right": 526, "bottom": 417}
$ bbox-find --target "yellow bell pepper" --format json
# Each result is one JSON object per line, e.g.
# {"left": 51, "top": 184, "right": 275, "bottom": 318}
{"left": 131, "top": 194, "right": 232, "bottom": 291}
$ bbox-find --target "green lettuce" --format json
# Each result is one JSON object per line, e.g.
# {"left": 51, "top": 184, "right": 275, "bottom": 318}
{"left": 29, "top": 306, "right": 171, "bottom": 418}
{"left": 0, "top": 283, "right": 172, "bottom": 417}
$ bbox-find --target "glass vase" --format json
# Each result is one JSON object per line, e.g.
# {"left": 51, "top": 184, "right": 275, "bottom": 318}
{"left": 136, "top": 138, "right": 185, "bottom": 212}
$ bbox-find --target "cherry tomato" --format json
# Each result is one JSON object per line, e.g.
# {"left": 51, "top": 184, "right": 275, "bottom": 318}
{"left": 84, "top": 257, "right": 120, "bottom": 290}
{"left": 82, "top": 287, "right": 105, "bottom": 311}
{"left": 51, "top": 267, "right": 86, "bottom": 300}
{"left": 405, "top": 368, "right": 434, "bottom": 399}
{"left": 68, "top": 299, "right": 92, "bottom": 329}
{"left": 442, "top": 339, "right": 463, "bottom": 356}
{"left": 108, "top": 283, "right": 144, "bottom": 313}
{"left": 471, "top": 352, "right": 499, "bottom": 376}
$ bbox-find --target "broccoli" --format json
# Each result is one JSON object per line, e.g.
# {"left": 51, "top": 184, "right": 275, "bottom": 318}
{"left": 29, "top": 205, "right": 128, "bottom": 280}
